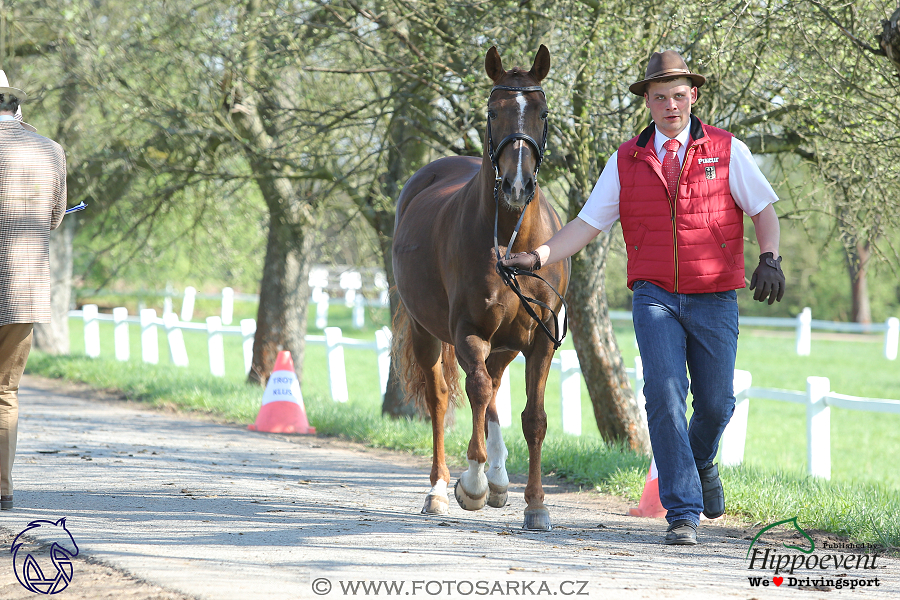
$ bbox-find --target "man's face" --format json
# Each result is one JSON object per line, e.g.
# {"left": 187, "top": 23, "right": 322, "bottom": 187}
{"left": 644, "top": 78, "right": 697, "bottom": 138}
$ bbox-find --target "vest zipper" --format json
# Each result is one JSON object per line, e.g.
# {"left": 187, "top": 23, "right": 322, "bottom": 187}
{"left": 672, "top": 142, "right": 698, "bottom": 293}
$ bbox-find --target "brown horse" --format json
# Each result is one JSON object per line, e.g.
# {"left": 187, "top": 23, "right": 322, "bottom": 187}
{"left": 391, "top": 45, "right": 569, "bottom": 530}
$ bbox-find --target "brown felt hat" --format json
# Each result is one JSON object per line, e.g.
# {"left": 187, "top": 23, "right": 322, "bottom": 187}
{"left": 629, "top": 50, "right": 706, "bottom": 96}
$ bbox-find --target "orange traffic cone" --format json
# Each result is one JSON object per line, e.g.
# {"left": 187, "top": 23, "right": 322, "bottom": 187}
{"left": 628, "top": 457, "right": 667, "bottom": 518}
{"left": 248, "top": 351, "right": 316, "bottom": 434}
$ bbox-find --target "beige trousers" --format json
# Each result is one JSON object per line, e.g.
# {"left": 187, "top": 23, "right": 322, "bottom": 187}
{"left": 0, "top": 323, "right": 33, "bottom": 497}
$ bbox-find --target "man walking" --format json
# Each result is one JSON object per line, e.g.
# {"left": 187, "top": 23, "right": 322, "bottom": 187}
{"left": 0, "top": 71, "right": 67, "bottom": 510}
{"left": 499, "top": 51, "right": 785, "bottom": 544}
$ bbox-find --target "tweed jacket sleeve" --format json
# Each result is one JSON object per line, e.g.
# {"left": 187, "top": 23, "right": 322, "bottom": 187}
{"left": 0, "top": 121, "right": 68, "bottom": 326}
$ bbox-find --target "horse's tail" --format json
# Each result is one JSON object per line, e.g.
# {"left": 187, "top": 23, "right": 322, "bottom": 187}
{"left": 391, "top": 299, "right": 463, "bottom": 413}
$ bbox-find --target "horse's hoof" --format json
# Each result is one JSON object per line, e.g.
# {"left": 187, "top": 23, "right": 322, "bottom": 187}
{"left": 523, "top": 508, "right": 551, "bottom": 531}
{"left": 421, "top": 494, "right": 449, "bottom": 515}
{"left": 487, "top": 481, "right": 508, "bottom": 508}
{"left": 454, "top": 479, "right": 486, "bottom": 511}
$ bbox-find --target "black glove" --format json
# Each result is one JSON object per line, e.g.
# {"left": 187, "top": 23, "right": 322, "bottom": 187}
{"left": 498, "top": 250, "right": 542, "bottom": 272}
{"left": 749, "top": 252, "right": 785, "bottom": 305}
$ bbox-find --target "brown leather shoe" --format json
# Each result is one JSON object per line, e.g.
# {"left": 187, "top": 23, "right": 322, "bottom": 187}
{"left": 0, "top": 495, "right": 12, "bottom": 510}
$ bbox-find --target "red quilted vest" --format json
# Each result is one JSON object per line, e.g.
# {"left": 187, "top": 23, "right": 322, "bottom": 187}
{"left": 617, "top": 116, "right": 745, "bottom": 294}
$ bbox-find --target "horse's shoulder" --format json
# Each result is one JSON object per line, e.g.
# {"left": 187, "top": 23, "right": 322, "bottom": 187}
{"left": 397, "top": 156, "right": 481, "bottom": 214}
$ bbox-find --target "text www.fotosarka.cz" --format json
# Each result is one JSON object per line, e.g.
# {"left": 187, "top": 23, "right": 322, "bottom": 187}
{"left": 310, "top": 578, "right": 591, "bottom": 597}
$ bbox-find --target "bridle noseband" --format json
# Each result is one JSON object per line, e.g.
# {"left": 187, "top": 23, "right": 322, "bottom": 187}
{"left": 489, "top": 84, "right": 567, "bottom": 350}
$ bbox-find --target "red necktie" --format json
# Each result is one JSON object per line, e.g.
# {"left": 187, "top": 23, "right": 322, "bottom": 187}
{"left": 662, "top": 138, "right": 681, "bottom": 199}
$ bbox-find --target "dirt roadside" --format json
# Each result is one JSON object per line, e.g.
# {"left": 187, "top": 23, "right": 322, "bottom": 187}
{"left": 0, "top": 375, "right": 896, "bottom": 600}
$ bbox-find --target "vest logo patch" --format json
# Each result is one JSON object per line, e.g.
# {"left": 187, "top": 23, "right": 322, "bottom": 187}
{"left": 705, "top": 166, "right": 717, "bottom": 180}
{"left": 698, "top": 157, "right": 719, "bottom": 164}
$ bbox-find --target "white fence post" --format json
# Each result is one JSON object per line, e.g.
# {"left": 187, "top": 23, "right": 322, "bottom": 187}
{"left": 375, "top": 326, "right": 392, "bottom": 396}
{"left": 721, "top": 369, "right": 752, "bottom": 466}
{"left": 315, "top": 289, "right": 330, "bottom": 330}
{"left": 560, "top": 349, "right": 582, "bottom": 436}
{"left": 340, "top": 270, "right": 362, "bottom": 308}
{"left": 806, "top": 376, "right": 831, "bottom": 479}
{"left": 113, "top": 307, "right": 130, "bottom": 361}
{"left": 374, "top": 272, "right": 390, "bottom": 307}
{"left": 497, "top": 368, "right": 512, "bottom": 428}
{"left": 885, "top": 317, "right": 899, "bottom": 361}
{"left": 796, "top": 307, "right": 812, "bottom": 356}
{"left": 221, "top": 287, "right": 234, "bottom": 326}
{"left": 241, "top": 319, "right": 256, "bottom": 375}
{"left": 207, "top": 316, "right": 225, "bottom": 377}
{"left": 163, "top": 312, "right": 189, "bottom": 367}
{"left": 181, "top": 286, "right": 196, "bottom": 322}
{"left": 325, "top": 326, "right": 349, "bottom": 402}
{"left": 140, "top": 308, "right": 159, "bottom": 364}
{"left": 353, "top": 294, "right": 366, "bottom": 329}
{"left": 82, "top": 304, "right": 100, "bottom": 358}
{"left": 633, "top": 356, "right": 647, "bottom": 428}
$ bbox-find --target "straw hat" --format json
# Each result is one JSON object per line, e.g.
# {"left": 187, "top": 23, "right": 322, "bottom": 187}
{"left": 629, "top": 50, "right": 706, "bottom": 96}
{"left": 0, "top": 70, "right": 36, "bottom": 132}
{"left": 0, "top": 70, "right": 27, "bottom": 102}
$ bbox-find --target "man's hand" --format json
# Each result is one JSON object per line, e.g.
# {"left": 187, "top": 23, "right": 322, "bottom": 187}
{"left": 498, "top": 250, "right": 542, "bottom": 272}
{"left": 749, "top": 252, "right": 785, "bottom": 305}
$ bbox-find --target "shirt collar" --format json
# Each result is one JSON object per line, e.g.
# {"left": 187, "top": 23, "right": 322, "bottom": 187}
{"left": 653, "top": 124, "right": 691, "bottom": 155}
{"left": 0, "top": 115, "right": 16, "bottom": 121}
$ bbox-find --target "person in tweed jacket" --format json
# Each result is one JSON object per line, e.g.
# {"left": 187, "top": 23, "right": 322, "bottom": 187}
{"left": 0, "top": 71, "right": 67, "bottom": 510}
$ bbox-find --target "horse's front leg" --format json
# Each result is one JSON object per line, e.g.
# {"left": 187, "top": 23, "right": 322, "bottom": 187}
{"left": 484, "top": 351, "right": 517, "bottom": 508}
{"left": 522, "top": 336, "right": 555, "bottom": 530}
{"left": 453, "top": 335, "right": 493, "bottom": 511}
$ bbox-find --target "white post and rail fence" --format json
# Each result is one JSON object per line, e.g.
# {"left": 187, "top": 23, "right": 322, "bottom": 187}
{"left": 70, "top": 293, "right": 897, "bottom": 481}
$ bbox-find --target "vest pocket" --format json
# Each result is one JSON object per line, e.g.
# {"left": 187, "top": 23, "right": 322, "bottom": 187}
{"left": 627, "top": 223, "right": 650, "bottom": 261}
{"left": 709, "top": 220, "right": 736, "bottom": 267}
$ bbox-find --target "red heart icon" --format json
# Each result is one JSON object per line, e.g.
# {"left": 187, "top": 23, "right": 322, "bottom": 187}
{"left": 773, "top": 577, "right": 783, "bottom": 586}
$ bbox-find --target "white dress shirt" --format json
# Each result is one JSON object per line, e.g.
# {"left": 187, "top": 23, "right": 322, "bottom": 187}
{"left": 578, "top": 126, "right": 778, "bottom": 233}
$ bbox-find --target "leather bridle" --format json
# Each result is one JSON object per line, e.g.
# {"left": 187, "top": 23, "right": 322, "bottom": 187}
{"left": 488, "top": 84, "right": 567, "bottom": 349}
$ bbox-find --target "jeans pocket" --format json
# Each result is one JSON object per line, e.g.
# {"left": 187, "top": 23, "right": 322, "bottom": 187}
{"left": 632, "top": 280, "right": 650, "bottom": 291}
{"left": 713, "top": 290, "right": 737, "bottom": 302}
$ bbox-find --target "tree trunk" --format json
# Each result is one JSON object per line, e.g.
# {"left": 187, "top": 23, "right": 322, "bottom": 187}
{"left": 564, "top": 11, "right": 652, "bottom": 455}
{"left": 248, "top": 207, "right": 314, "bottom": 386}
{"left": 567, "top": 229, "right": 652, "bottom": 454}
{"left": 844, "top": 239, "right": 872, "bottom": 325}
{"left": 33, "top": 217, "right": 75, "bottom": 354}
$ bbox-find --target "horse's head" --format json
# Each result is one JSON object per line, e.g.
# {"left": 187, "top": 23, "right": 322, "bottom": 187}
{"left": 484, "top": 45, "right": 550, "bottom": 210}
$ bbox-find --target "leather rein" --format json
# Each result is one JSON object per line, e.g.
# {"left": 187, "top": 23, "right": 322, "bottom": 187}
{"left": 488, "top": 85, "right": 568, "bottom": 350}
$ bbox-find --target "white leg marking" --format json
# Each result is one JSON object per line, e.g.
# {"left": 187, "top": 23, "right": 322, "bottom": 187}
{"left": 485, "top": 421, "right": 509, "bottom": 489}
{"left": 459, "top": 458, "right": 488, "bottom": 497}
{"left": 428, "top": 479, "right": 448, "bottom": 499}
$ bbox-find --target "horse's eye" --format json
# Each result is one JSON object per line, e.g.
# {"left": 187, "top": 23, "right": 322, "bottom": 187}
{"left": 540, "top": 110, "right": 549, "bottom": 120}
{"left": 488, "top": 110, "right": 498, "bottom": 120}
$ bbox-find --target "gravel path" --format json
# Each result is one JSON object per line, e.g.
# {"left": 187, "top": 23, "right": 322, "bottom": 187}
{"left": 0, "top": 376, "right": 896, "bottom": 599}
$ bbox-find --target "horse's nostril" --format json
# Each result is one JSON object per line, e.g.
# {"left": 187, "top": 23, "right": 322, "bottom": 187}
{"left": 501, "top": 177, "right": 513, "bottom": 196}
{"left": 524, "top": 177, "right": 535, "bottom": 196}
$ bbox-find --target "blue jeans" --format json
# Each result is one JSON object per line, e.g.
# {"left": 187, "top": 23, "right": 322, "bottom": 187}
{"left": 631, "top": 281, "right": 739, "bottom": 526}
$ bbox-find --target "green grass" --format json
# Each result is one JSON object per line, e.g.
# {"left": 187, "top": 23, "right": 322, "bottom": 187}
{"left": 23, "top": 307, "right": 900, "bottom": 548}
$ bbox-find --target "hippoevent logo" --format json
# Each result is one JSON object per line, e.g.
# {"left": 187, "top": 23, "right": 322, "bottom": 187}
{"left": 745, "top": 517, "right": 882, "bottom": 591}
{"left": 11, "top": 518, "right": 79, "bottom": 594}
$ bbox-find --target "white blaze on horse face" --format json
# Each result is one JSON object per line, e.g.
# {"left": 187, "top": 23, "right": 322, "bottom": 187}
{"left": 510, "top": 94, "right": 528, "bottom": 201}
{"left": 485, "top": 421, "right": 509, "bottom": 490}
{"left": 459, "top": 459, "right": 488, "bottom": 498}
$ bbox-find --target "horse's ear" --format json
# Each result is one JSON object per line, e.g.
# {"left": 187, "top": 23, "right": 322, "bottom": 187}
{"left": 485, "top": 46, "right": 504, "bottom": 83}
{"left": 529, "top": 44, "right": 550, "bottom": 83}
